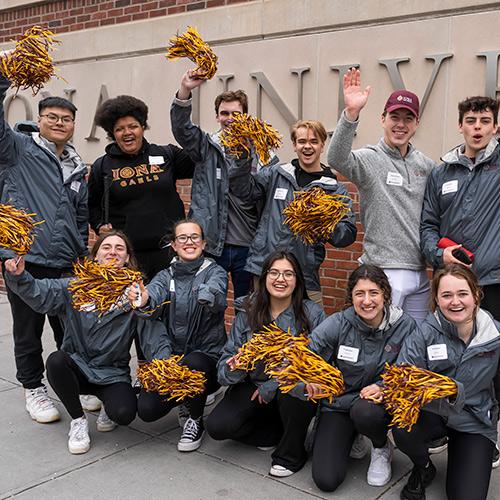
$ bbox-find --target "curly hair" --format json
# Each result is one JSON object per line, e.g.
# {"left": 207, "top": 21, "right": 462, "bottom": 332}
{"left": 344, "top": 264, "right": 392, "bottom": 308}
{"left": 458, "top": 96, "right": 499, "bottom": 125}
{"left": 95, "top": 95, "right": 149, "bottom": 139}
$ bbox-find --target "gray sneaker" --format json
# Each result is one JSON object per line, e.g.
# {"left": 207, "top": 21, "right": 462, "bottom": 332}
{"left": 25, "top": 386, "right": 60, "bottom": 423}
{"left": 80, "top": 394, "right": 101, "bottom": 412}
{"left": 367, "top": 439, "right": 393, "bottom": 486}
{"left": 350, "top": 434, "right": 369, "bottom": 459}
{"left": 96, "top": 406, "right": 117, "bottom": 432}
{"left": 68, "top": 416, "right": 90, "bottom": 454}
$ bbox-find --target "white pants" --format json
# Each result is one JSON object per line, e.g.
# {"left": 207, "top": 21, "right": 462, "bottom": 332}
{"left": 383, "top": 269, "right": 430, "bottom": 322}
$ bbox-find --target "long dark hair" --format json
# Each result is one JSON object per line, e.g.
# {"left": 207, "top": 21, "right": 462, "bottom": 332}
{"left": 245, "top": 250, "right": 311, "bottom": 335}
{"left": 344, "top": 264, "right": 392, "bottom": 309}
{"left": 90, "top": 230, "right": 139, "bottom": 271}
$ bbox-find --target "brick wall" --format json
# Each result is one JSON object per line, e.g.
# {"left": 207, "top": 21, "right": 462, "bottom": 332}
{"left": 0, "top": 0, "right": 251, "bottom": 43}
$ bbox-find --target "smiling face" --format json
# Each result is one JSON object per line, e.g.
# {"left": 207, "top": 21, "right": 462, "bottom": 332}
{"left": 171, "top": 222, "right": 206, "bottom": 262}
{"left": 459, "top": 109, "right": 497, "bottom": 158}
{"left": 381, "top": 108, "right": 418, "bottom": 153}
{"left": 265, "top": 258, "right": 297, "bottom": 301}
{"left": 436, "top": 274, "right": 477, "bottom": 326}
{"left": 95, "top": 235, "right": 130, "bottom": 268}
{"left": 37, "top": 106, "right": 75, "bottom": 146}
{"left": 292, "top": 126, "right": 325, "bottom": 171}
{"left": 352, "top": 278, "right": 385, "bottom": 328}
{"left": 215, "top": 100, "right": 243, "bottom": 130}
{"left": 113, "top": 116, "right": 145, "bottom": 155}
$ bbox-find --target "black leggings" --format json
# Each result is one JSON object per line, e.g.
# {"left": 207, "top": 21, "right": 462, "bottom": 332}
{"left": 392, "top": 411, "right": 494, "bottom": 500}
{"left": 312, "top": 399, "right": 391, "bottom": 492}
{"left": 137, "top": 351, "right": 219, "bottom": 421}
{"left": 46, "top": 350, "right": 137, "bottom": 424}
{"left": 206, "top": 380, "right": 317, "bottom": 472}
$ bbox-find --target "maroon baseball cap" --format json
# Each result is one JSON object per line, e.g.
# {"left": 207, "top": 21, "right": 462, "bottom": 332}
{"left": 384, "top": 90, "right": 420, "bottom": 118}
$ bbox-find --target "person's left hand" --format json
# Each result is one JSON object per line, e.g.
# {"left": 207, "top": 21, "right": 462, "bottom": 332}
{"left": 251, "top": 389, "right": 267, "bottom": 404}
{"left": 4, "top": 256, "right": 25, "bottom": 275}
{"left": 360, "top": 383, "right": 384, "bottom": 403}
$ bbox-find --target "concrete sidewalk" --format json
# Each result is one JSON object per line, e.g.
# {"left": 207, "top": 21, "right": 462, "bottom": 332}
{"left": 0, "top": 295, "right": 498, "bottom": 500}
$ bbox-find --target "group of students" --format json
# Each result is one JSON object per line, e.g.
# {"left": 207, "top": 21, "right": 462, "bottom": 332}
{"left": 0, "top": 60, "right": 499, "bottom": 500}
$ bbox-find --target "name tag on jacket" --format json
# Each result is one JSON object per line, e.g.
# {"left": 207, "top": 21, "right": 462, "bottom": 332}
{"left": 338, "top": 345, "right": 359, "bottom": 363}
{"left": 427, "top": 344, "right": 448, "bottom": 360}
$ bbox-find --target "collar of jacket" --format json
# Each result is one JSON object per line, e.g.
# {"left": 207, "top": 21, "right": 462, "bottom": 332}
{"left": 279, "top": 162, "right": 338, "bottom": 187}
{"left": 170, "top": 255, "right": 212, "bottom": 278}
{"left": 105, "top": 137, "right": 150, "bottom": 158}
{"left": 441, "top": 138, "right": 499, "bottom": 166}
{"left": 378, "top": 138, "right": 416, "bottom": 160}
{"left": 346, "top": 304, "right": 404, "bottom": 337}
{"left": 432, "top": 308, "right": 499, "bottom": 348}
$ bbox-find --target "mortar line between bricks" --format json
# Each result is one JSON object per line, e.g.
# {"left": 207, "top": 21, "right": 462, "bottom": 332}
{"left": 1, "top": 435, "right": 158, "bottom": 499}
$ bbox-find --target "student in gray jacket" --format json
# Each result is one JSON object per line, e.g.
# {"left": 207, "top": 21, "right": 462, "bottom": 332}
{"left": 231, "top": 120, "right": 357, "bottom": 303}
{"left": 0, "top": 74, "right": 89, "bottom": 424}
{"left": 420, "top": 96, "right": 500, "bottom": 321}
{"left": 206, "top": 250, "right": 325, "bottom": 478}
{"left": 171, "top": 69, "right": 278, "bottom": 298}
{"left": 3, "top": 231, "right": 171, "bottom": 455}
{"left": 132, "top": 219, "right": 228, "bottom": 453}
{"left": 327, "top": 68, "right": 435, "bottom": 321}
{"left": 393, "top": 265, "right": 500, "bottom": 500}
{"left": 296, "top": 265, "right": 416, "bottom": 492}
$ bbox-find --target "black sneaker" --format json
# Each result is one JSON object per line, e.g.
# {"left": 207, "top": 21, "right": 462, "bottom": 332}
{"left": 493, "top": 446, "right": 500, "bottom": 469}
{"left": 400, "top": 460, "right": 436, "bottom": 500}
{"left": 428, "top": 436, "right": 448, "bottom": 454}
{"left": 177, "top": 417, "right": 204, "bottom": 452}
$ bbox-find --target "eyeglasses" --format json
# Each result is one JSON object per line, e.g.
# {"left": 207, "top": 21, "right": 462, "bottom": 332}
{"left": 267, "top": 269, "right": 296, "bottom": 281}
{"left": 175, "top": 234, "right": 202, "bottom": 244}
{"left": 40, "top": 113, "right": 75, "bottom": 125}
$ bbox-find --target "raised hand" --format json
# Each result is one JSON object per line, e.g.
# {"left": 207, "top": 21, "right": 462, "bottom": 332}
{"left": 4, "top": 256, "right": 25, "bottom": 275}
{"left": 343, "top": 68, "right": 371, "bottom": 121}
{"left": 177, "top": 69, "right": 206, "bottom": 100}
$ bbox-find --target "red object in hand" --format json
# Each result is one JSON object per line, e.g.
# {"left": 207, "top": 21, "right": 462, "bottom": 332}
{"left": 438, "top": 238, "right": 474, "bottom": 265}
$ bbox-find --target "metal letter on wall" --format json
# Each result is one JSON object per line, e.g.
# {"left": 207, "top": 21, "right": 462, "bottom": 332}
{"left": 4, "top": 94, "right": 33, "bottom": 122}
{"left": 64, "top": 88, "right": 77, "bottom": 103}
{"left": 217, "top": 74, "right": 234, "bottom": 93}
{"left": 477, "top": 51, "right": 500, "bottom": 98}
{"left": 330, "top": 64, "right": 360, "bottom": 121}
{"left": 290, "top": 67, "right": 310, "bottom": 120}
{"left": 250, "top": 72, "right": 297, "bottom": 126}
{"left": 85, "top": 84, "right": 110, "bottom": 142}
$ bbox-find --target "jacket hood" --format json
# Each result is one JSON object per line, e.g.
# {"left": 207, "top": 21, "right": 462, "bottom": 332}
{"left": 279, "top": 162, "right": 339, "bottom": 187}
{"left": 170, "top": 256, "right": 212, "bottom": 278}
{"left": 441, "top": 138, "right": 499, "bottom": 165}
{"left": 344, "top": 304, "right": 404, "bottom": 336}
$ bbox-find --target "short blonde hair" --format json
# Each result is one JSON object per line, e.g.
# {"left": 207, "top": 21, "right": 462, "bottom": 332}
{"left": 290, "top": 120, "right": 327, "bottom": 144}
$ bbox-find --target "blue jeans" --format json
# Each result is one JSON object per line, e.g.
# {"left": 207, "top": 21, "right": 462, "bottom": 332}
{"left": 214, "top": 244, "right": 252, "bottom": 298}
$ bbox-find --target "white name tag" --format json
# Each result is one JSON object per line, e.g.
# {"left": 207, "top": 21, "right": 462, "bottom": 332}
{"left": 70, "top": 180, "right": 81, "bottom": 192}
{"left": 337, "top": 345, "right": 359, "bottom": 363}
{"left": 216, "top": 168, "right": 222, "bottom": 180}
{"left": 273, "top": 188, "right": 288, "bottom": 200}
{"left": 442, "top": 180, "right": 458, "bottom": 195}
{"left": 427, "top": 344, "right": 448, "bottom": 361}
{"left": 149, "top": 156, "right": 164, "bottom": 165}
{"left": 386, "top": 172, "right": 403, "bottom": 186}
{"left": 169, "top": 280, "right": 176, "bottom": 293}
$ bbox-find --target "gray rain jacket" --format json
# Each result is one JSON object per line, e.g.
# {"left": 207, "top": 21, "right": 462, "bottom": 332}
{"left": 217, "top": 298, "right": 326, "bottom": 402}
{"left": 297, "top": 305, "right": 415, "bottom": 412}
{"left": 420, "top": 139, "right": 500, "bottom": 285}
{"left": 397, "top": 309, "right": 500, "bottom": 443}
{"left": 0, "top": 76, "right": 88, "bottom": 268}
{"left": 230, "top": 160, "right": 357, "bottom": 291}
{"left": 170, "top": 97, "right": 278, "bottom": 257}
{"left": 5, "top": 270, "right": 172, "bottom": 385}
{"left": 143, "top": 256, "right": 228, "bottom": 362}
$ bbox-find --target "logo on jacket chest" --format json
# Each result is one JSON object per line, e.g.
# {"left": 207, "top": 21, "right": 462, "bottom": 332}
{"left": 112, "top": 164, "right": 165, "bottom": 187}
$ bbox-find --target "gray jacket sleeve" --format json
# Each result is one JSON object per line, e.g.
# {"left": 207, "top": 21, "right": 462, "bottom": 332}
{"left": 197, "top": 264, "right": 228, "bottom": 312}
{"left": 420, "top": 170, "right": 445, "bottom": 269}
{"left": 217, "top": 312, "right": 249, "bottom": 386}
{"left": 137, "top": 318, "right": 172, "bottom": 360}
{"left": 145, "top": 269, "right": 172, "bottom": 310}
{"left": 227, "top": 156, "right": 272, "bottom": 202}
{"left": 170, "top": 98, "right": 210, "bottom": 163}
{"left": 76, "top": 179, "right": 89, "bottom": 251}
{"left": 397, "top": 331, "right": 465, "bottom": 415}
{"left": 0, "top": 75, "right": 19, "bottom": 169}
{"left": 4, "top": 270, "right": 68, "bottom": 316}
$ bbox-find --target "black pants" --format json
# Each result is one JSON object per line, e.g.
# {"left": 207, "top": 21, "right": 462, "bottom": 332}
{"left": 46, "top": 350, "right": 137, "bottom": 424}
{"left": 3, "top": 262, "right": 66, "bottom": 389}
{"left": 392, "top": 411, "right": 494, "bottom": 500}
{"left": 137, "top": 351, "right": 219, "bottom": 421}
{"left": 482, "top": 284, "right": 499, "bottom": 321}
{"left": 312, "top": 399, "right": 391, "bottom": 492}
{"left": 206, "top": 380, "right": 317, "bottom": 472}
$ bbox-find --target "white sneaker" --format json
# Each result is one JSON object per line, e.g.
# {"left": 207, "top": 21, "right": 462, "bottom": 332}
{"left": 350, "top": 434, "right": 369, "bottom": 459}
{"left": 80, "top": 395, "right": 101, "bottom": 412}
{"left": 177, "top": 404, "right": 189, "bottom": 427}
{"left": 177, "top": 417, "right": 204, "bottom": 452}
{"left": 68, "top": 416, "right": 90, "bottom": 454}
{"left": 205, "top": 386, "right": 224, "bottom": 406}
{"left": 96, "top": 406, "right": 117, "bottom": 432}
{"left": 367, "top": 439, "right": 393, "bottom": 486}
{"left": 269, "top": 464, "right": 294, "bottom": 477}
{"left": 25, "top": 386, "right": 60, "bottom": 423}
